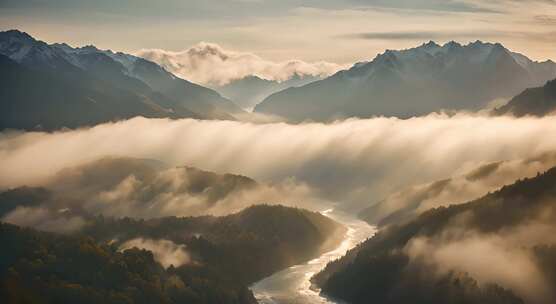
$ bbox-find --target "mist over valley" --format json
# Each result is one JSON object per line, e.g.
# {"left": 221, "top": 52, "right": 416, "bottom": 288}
{"left": 2, "top": 2, "right": 556, "bottom": 302}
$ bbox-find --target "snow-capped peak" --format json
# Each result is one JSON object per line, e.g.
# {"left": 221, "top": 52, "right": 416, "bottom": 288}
{"left": 0, "top": 30, "right": 38, "bottom": 61}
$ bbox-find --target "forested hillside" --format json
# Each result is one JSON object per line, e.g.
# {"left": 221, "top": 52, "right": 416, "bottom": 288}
{"left": 315, "top": 167, "right": 556, "bottom": 304}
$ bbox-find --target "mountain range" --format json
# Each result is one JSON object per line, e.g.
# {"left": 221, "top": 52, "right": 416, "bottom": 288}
{"left": 255, "top": 41, "right": 556, "bottom": 121}
{"left": 0, "top": 30, "right": 244, "bottom": 130}
{"left": 3, "top": 30, "right": 555, "bottom": 127}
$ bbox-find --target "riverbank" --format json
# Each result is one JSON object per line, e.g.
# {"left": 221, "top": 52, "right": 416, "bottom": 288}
{"left": 251, "top": 208, "right": 377, "bottom": 304}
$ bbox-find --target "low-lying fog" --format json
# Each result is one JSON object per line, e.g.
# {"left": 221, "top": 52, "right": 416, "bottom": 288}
{"left": 2, "top": 114, "right": 556, "bottom": 213}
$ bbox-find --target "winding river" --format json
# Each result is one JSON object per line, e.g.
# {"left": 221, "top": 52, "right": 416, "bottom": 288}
{"left": 251, "top": 208, "right": 377, "bottom": 304}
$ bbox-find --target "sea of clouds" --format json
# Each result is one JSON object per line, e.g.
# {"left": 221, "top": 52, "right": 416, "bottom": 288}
{"left": 2, "top": 113, "right": 556, "bottom": 212}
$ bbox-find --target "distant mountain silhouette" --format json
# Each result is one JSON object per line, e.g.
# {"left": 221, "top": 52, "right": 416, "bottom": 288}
{"left": 0, "top": 30, "right": 244, "bottom": 130}
{"left": 215, "top": 74, "right": 320, "bottom": 110}
{"left": 495, "top": 78, "right": 556, "bottom": 117}
{"left": 255, "top": 41, "right": 556, "bottom": 121}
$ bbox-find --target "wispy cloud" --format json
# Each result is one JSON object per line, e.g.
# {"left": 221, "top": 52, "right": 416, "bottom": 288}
{"left": 2, "top": 207, "right": 85, "bottom": 233}
{"left": 346, "top": 0, "right": 500, "bottom": 13}
{"left": 534, "top": 14, "right": 556, "bottom": 25}
{"left": 339, "top": 30, "right": 511, "bottom": 41}
{"left": 119, "top": 238, "right": 190, "bottom": 268}
{"left": 3, "top": 0, "right": 556, "bottom": 63}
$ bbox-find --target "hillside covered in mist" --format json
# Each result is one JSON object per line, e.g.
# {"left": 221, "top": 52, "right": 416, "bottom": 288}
{"left": 315, "top": 165, "right": 556, "bottom": 304}
{"left": 359, "top": 152, "right": 556, "bottom": 227}
{"left": 0, "top": 156, "right": 298, "bottom": 225}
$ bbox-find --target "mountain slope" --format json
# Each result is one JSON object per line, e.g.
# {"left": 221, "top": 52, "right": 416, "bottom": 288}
{"left": 495, "top": 78, "right": 556, "bottom": 117}
{"left": 0, "top": 54, "right": 181, "bottom": 130}
{"left": 0, "top": 30, "right": 244, "bottom": 130}
{"left": 359, "top": 152, "right": 556, "bottom": 227}
{"left": 255, "top": 41, "right": 556, "bottom": 121}
{"left": 314, "top": 166, "right": 556, "bottom": 304}
{"left": 129, "top": 57, "right": 243, "bottom": 120}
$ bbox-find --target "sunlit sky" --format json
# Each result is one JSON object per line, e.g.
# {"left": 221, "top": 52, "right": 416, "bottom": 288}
{"left": 1, "top": 0, "right": 555, "bottom": 64}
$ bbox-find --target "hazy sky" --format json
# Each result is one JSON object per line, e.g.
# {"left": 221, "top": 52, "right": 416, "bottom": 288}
{"left": 1, "top": 0, "right": 556, "bottom": 63}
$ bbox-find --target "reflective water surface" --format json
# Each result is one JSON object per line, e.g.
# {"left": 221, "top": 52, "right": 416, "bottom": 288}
{"left": 251, "top": 208, "right": 377, "bottom": 304}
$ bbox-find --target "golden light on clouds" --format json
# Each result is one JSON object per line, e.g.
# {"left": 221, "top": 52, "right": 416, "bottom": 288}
{"left": 1, "top": 0, "right": 555, "bottom": 63}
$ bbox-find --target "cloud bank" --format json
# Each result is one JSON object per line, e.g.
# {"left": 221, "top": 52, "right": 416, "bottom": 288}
{"left": 2, "top": 114, "right": 556, "bottom": 212}
{"left": 136, "top": 42, "right": 345, "bottom": 86}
